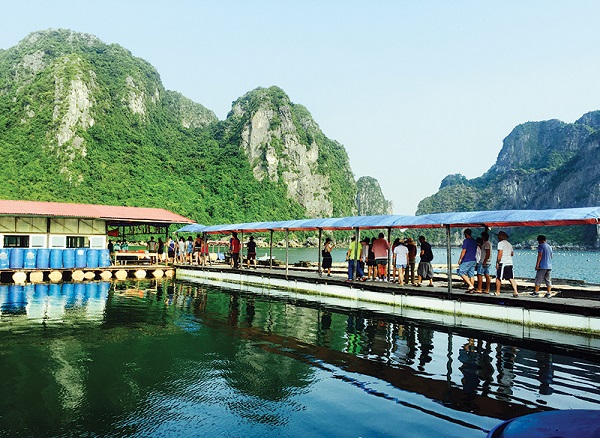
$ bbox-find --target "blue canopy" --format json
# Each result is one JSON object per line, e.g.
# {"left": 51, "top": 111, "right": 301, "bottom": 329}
{"left": 177, "top": 206, "right": 600, "bottom": 234}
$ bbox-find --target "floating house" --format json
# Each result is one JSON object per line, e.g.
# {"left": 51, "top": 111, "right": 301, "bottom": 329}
{"left": 0, "top": 200, "right": 194, "bottom": 280}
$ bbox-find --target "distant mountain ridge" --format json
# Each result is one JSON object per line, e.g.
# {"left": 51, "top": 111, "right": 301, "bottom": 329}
{"left": 417, "top": 111, "right": 600, "bottom": 214}
{"left": 0, "top": 29, "right": 391, "bottom": 224}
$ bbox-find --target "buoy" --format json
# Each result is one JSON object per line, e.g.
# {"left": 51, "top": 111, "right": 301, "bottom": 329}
{"left": 29, "top": 271, "right": 44, "bottom": 283}
{"left": 84, "top": 271, "right": 96, "bottom": 280}
{"left": 48, "top": 270, "right": 63, "bottom": 282}
{"left": 134, "top": 269, "right": 146, "bottom": 279}
{"left": 153, "top": 269, "right": 164, "bottom": 278}
{"left": 115, "top": 270, "right": 128, "bottom": 280}
{"left": 12, "top": 271, "right": 27, "bottom": 284}
{"left": 100, "top": 270, "right": 112, "bottom": 280}
{"left": 165, "top": 269, "right": 174, "bottom": 277}
{"left": 72, "top": 270, "right": 85, "bottom": 282}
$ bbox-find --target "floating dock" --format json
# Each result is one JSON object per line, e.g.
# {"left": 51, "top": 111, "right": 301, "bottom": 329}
{"left": 176, "top": 264, "right": 600, "bottom": 335}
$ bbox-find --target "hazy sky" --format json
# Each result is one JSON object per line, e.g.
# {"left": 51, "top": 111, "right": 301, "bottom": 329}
{"left": 3, "top": 1, "right": 600, "bottom": 215}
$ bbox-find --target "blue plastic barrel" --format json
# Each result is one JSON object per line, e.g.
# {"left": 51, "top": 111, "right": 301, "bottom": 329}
{"left": 74, "top": 249, "right": 87, "bottom": 268}
{"left": 24, "top": 249, "right": 37, "bottom": 269}
{"left": 99, "top": 249, "right": 111, "bottom": 268}
{"left": 86, "top": 249, "right": 100, "bottom": 269}
{"left": 9, "top": 248, "right": 24, "bottom": 269}
{"left": 50, "top": 249, "right": 63, "bottom": 269}
{"left": 35, "top": 283, "right": 49, "bottom": 298}
{"left": 0, "top": 248, "right": 10, "bottom": 269}
{"left": 36, "top": 249, "right": 50, "bottom": 269}
{"left": 63, "top": 249, "right": 75, "bottom": 269}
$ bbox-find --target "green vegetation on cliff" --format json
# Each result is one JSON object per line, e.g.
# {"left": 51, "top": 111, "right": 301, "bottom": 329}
{"left": 0, "top": 29, "right": 373, "bottom": 225}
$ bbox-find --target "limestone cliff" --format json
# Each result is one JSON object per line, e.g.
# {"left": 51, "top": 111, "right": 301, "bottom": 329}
{"left": 356, "top": 176, "right": 393, "bottom": 215}
{"left": 224, "top": 87, "right": 357, "bottom": 218}
{"left": 417, "top": 110, "right": 600, "bottom": 214}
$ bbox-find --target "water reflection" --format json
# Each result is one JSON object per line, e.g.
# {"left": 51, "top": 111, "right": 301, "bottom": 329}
{"left": 1, "top": 279, "right": 600, "bottom": 436}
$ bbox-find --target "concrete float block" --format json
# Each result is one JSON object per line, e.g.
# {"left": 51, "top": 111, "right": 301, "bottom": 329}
{"left": 403, "top": 295, "right": 452, "bottom": 313}
{"left": 590, "top": 317, "right": 600, "bottom": 333}
{"left": 526, "top": 309, "right": 589, "bottom": 332}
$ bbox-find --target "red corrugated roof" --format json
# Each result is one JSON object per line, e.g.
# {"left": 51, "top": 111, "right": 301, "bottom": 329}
{"left": 0, "top": 200, "right": 194, "bottom": 224}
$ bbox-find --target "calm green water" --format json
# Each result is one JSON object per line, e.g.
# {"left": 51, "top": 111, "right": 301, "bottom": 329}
{"left": 1, "top": 280, "right": 600, "bottom": 437}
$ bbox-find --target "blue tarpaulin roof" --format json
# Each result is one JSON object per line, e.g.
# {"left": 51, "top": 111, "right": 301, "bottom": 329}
{"left": 177, "top": 206, "right": 600, "bottom": 234}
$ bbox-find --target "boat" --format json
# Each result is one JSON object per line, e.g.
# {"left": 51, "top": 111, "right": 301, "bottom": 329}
{"left": 487, "top": 409, "right": 600, "bottom": 437}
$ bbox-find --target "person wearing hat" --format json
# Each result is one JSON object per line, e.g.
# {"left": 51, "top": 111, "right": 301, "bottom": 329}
{"left": 495, "top": 230, "right": 518, "bottom": 297}
{"left": 321, "top": 237, "right": 335, "bottom": 277}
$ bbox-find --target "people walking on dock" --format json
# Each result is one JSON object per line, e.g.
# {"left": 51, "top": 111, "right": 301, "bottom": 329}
{"left": 391, "top": 238, "right": 401, "bottom": 282}
{"left": 458, "top": 229, "right": 478, "bottom": 293}
{"left": 186, "top": 236, "right": 194, "bottom": 264}
{"left": 532, "top": 235, "right": 554, "bottom": 298}
{"left": 476, "top": 232, "right": 492, "bottom": 293}
{"left": 321, "top": 237, "right": 334, "bottom": 277}
{"left": 246, "top": 236, "right": 257, "bottom": 269}
{"left": 371, "top": 232, "right": 390, "bottom": 281}
{"left": 230, "top": 232, "right": 241, "bottom": 269}
{"left": 404, "top": 238, "right": 417, "bottom": 285}
{"left": 359, "top": 238, "right": 369, "bottom": 281}
{"left": 393, "top": 239, "right": 409, "bottom": 285}
{"left": 167, "top": 237, "right": 175, "bottom": 264}
{"left": 366, "top": 237, "right": 376, "bottom": 281}
{"left": 346, "top": 236, "right": 364, "bottom": 282}
{"left": 495, "top": 231, "right": 518, "bottom": 297}
{"left": 416, "top": 235, "right": 434, "bottom": 287}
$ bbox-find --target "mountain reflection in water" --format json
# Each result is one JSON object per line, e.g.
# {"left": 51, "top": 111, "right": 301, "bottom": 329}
{"left": 1, "top": 279, "right": 599, "bottom": 437}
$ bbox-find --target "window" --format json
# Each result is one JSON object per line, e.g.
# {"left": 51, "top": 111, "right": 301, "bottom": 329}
{"left": 4, "top": 235, "right": 29, "bottom": 248}
{"left": 89, "top": 236, "right": 105, "bottom": 249}
{"left": 30, "top": 235, "right": 46, "bottom": 248}
{"left": 67, "top": 236, "right": 89, "bottom": 248}
{"left": 50, "top": 235, "right": 66, "bottom": 248}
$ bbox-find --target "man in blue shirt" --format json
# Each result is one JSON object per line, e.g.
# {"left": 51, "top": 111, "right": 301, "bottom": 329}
{"left": 532, "top": 235, "right": 554, "bottom": 298}
{"left": 457, "top": 228, "right": 478, "bottom": 293}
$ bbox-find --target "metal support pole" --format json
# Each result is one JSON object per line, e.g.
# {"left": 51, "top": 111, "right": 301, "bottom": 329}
{"left": 387, "top": 227, "right": 392, "bottom": 280}
{"left": 240, "top": 230, "right": 244, "bottom": 269}
{"left": 446, "top": 224, "right": 452, "bottom": 296}
{"left": 285, "top": 229, "right": 289, "bottom": 280}
{"left": 318, "top": 228, "right": 323, "bottom": 275}
{"left": 353, "top": 227, "right": 360, "bottom": 280}
{"left": 269, "top": 230, "right": 274, "bottom": 270}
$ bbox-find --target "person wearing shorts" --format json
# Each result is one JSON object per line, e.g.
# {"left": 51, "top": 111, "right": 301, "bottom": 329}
{"left": 476, "top": 232, "right": 492, "bottom": 293}
{"left": 458, "top": 228, "right": 478, "bottom": 293}
{"left": 416, "top": 235, "right": 434, "bottom": 287}
{"left": 371, "top": 232, "right": 390, "bottom": 281}
{"left": 495, "top": 230, "right": 518, "bottom": 297}
{"left": 393, "top": 240, "right": 409, "bottom": 285}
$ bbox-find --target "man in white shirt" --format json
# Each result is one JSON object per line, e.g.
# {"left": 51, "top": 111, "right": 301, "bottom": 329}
{"left": 494, "top": 231, "right": 518, "bottom": 297}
